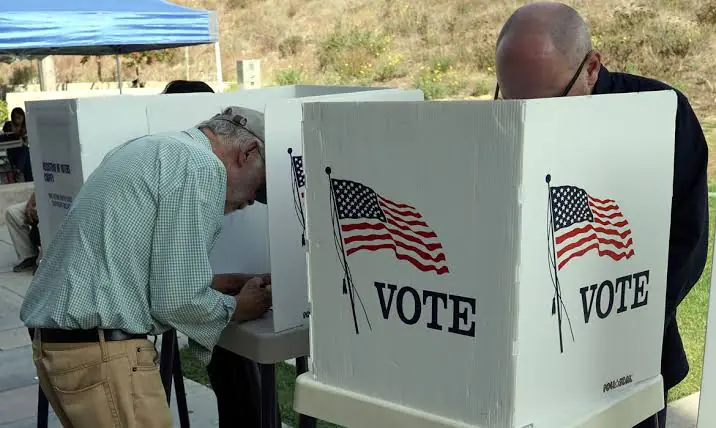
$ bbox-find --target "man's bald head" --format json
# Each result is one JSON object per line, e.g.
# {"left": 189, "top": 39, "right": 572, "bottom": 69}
{"left": 495, "top": 2, "right": 601, "bottom": 99}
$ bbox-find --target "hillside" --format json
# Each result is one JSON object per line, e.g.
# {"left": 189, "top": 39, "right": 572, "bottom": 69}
{"left": 1, "top": 0, "right": 715, "bottom": 120}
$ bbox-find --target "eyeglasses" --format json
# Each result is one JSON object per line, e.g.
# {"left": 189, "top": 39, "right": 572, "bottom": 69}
{"left": 493, "top": 50, "right": 593, "bottom": 100}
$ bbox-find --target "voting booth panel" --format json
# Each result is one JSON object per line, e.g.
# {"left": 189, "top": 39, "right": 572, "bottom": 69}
{"left": 298, "top": 92, "right": 676, "bottom": 428}
{"left": 264, "top": 89, "right": 425, "bottom": 333}
{"left": 25, "top": 85, "right": 423, "bottom": 338}
{"left": 697, "top": 225, "right": 716, "bottom": 427}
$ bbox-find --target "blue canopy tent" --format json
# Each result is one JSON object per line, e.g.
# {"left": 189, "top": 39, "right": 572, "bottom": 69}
{"left": 0, "top": 0, "right": 221, "bottom": 91}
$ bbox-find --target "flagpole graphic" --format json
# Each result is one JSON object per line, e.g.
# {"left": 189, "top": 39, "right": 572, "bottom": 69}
{"left": 288, "top": 148, "right": 306, "bottom": 247}
{"left": 546, "top": 174, "right": 575, "bottom": 353}
{"left": 326, "top": 166, "right": 372, "bottom": 334}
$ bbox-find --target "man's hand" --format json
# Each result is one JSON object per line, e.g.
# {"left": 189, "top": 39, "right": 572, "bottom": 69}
{"left": 259, "top": 273, "right": 271, "bottom": 286}
{"left": 232, "top": 276, "right": 272, "bottom": 322}
{"left": 213, "top": 272, "right": 271, "bottom": 295}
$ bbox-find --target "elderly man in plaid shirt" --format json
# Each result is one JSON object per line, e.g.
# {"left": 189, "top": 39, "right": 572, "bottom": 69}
{"left": 20, "top": 106, "right": 272, "bottom": 427}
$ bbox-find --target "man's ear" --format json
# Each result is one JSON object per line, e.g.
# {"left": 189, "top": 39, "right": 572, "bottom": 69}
{"left": 237, "top": 139, "right": 259, "bottom": 166}
{"left": 586, "top": 51, "right": 602, "bottom": 90}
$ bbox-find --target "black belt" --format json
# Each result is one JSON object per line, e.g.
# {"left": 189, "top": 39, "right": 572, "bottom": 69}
{"left": 38, "top": 328, "right": 147, "bottom": 343}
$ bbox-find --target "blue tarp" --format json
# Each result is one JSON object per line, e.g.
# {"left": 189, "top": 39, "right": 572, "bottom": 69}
{"left": 0, "top": 0, "right": 218, "bottom": 56}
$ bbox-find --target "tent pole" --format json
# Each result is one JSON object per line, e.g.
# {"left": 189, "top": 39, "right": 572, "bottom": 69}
{"left": 116, "top": 55, "right": 123, "bottom": 94}
{"left": 185, "top": 47, "right": 190, "bottom": 80}
{"left": 214, "top": 42, "right": 223, "bottom": 92}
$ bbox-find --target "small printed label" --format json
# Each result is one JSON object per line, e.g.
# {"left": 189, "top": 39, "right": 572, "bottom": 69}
{"left": 48, "top": 192, "right": 73, "bottom": 210}
{"left": 603, "top": 374, "right": 633, "bottom": 393}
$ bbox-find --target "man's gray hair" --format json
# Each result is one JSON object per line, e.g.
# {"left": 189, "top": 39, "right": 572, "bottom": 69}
{"left": 197, "top": 109, "right": 265, "bottom": 157}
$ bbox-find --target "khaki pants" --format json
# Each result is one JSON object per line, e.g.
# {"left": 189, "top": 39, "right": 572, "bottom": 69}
{"left": 5, "top": 201, "right": 37, "bottom": 261}
{"left": 32, "top": 331, "right": 172, "bottom": 428}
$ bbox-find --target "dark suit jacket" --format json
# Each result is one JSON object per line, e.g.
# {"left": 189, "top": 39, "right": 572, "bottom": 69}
{"left": 593, "top": 65, "right": 709, "bottom": 390}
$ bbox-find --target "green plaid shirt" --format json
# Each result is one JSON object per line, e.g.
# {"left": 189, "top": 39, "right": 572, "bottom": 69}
{"left": 20, "top": 128, "right": 236, "bottom": 364}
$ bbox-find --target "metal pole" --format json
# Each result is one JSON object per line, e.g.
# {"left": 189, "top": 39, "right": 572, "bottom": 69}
{"left": 115, "top": 55, "right": 123, "bottom": 94}
{"left": 214, "top": 42, "right": 223, "bottom": 92}
{"left": 185, "top": 47, "right": 190, "bottom": 80}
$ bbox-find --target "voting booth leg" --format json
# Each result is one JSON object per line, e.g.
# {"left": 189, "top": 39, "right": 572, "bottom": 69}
{"left": 159, "top": 330, "right": 191, "bottom": 428}
{"left": 173, "top": 341, "right": 191, "bottom": 428}
{"left": 36, "top": 386, "right": 49, "bottom": 428}
{"left": 650, "top": 414, "right": 660, "bottom": 428}
{"left": 160, "top": 331, "right": 176, "bottom": 402}
{"left": 258, "top": 363, "right": 281, "bottom": 428}
{"left": 295, "top": 357, "right": 317, "bottom": 428}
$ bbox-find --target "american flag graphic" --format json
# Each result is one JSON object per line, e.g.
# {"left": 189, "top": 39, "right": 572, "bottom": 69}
{"left": 331, "top": 178, "right": 448, "bottom": 275}
{"left": 550, "top": 185, "right": 634, "bottom": 270}
{"left": 291, "top": 155, "right": 305, "bottom": 199}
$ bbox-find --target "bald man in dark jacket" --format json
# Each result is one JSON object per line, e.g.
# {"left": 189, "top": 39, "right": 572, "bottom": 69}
{"left": 494, "top": 3, "right": 709, "bottom": 427}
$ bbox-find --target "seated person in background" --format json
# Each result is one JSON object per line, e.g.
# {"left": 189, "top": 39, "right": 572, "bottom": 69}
{"left": 5, "top": 192, "right": 39, "bottom": 273}
{"left": 6, "top": 107, "right": 33, "bottom": 182}
{"left": 162, "top": 79, "right": 264, "bottom": 428}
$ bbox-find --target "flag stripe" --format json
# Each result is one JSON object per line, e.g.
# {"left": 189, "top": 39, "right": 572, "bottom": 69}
{"left": 345, "top": 242, "right": 449, "bottom": 274}
{"left": 588, "top": 196, "right": 616, "bottom": 205}
{"left": 555, "top": 223, "right": 632, "bottom": 245}
{"left": 377, "top": 194, "right": 416, "bottom": 211}
{"left": 386, "top": 215, "right": 430, "bottom": 229}
{"left": 341, "top": 222, "right": 444, "bottom": 252}
{"left": 342, "top": 231, "right": 447, "bottom": 263}
{"left": 558, "top": 244, "right": 635, "bottom": 270}
{"left": 593, "top": 217, "right": 628, "bottom": 228}
{"left": 381, "top": 204, "right": 423, "bottom": 219}
{"left": 556, "top": 233, "right": 634, "bottom": 259}
{"left": 385, "top": 218, "right": 436, "bottom": 238}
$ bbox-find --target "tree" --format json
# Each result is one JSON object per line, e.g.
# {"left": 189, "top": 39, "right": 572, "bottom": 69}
{"left": 80, "top": 49, "right": 176, "bottom": 86}
{"left": 123, "top": 50, "right": 177, "bottom": 81}
{"left": 80, "top": 56, "right": 104, "bottom": 83}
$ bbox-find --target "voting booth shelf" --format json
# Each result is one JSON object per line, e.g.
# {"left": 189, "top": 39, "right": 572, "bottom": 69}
{"left": 25, "top": 85, "right": 423, "bottom": 335}
{"left": 295, "top": 92, "right": 677, "bottom": 428}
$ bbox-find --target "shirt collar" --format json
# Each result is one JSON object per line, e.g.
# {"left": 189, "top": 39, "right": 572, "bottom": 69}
{"left": 592, "top": 64, "right": 613, "bottom": 95}
{"left": 183, "top": 127, "right": 213, "bottom": 151}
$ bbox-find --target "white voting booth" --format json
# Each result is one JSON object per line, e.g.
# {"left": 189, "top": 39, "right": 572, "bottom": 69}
{"left": 295, "top": 92, "right": 678, "bottom": 427}
{"left": 697, "top": 227, "right": 716, "bottom": 427}
{"left": 25, "top": 85, "right": 423, "bottom": 335}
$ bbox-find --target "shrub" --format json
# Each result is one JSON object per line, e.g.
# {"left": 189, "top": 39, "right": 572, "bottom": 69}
{"left": 9, "top": 65, "right": 35, "bottom": 87}
{"left": 317, "top": 25, "right": 390, "bottom": 81}
{"left": 279, "top": 36, "right": 303, "bottom": 58}
{"left": 413, "top": 60, "right": 464, "bottom": 100}
{"left": 697, "top": 0, "right": 716, "bottom": 25}
{"left": 471, "top": 80, "right": 492, "bottom": 97}
{"left": 374, "top": 53, "right": 407, "bottom": 82}
{"left": 0, "top": 100, "right": 7, "bottom": 123}
{"left": 274, "top": 67, "right": 303, "bottom": 85}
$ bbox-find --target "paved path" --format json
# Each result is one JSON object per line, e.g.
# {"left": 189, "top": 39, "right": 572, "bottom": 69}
{"left": 0, "top": 225, "right": 703, "bottom": 427}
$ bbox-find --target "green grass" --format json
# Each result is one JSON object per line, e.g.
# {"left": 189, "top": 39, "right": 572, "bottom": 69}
{"left": 705, "top": 121, "right": 716, "bottom": 192}
{"left": 179, "top": 348, "right": 339, "bottom": 427}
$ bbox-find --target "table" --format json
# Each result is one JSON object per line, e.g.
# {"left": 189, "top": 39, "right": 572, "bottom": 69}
{"left": 217, "top": 313, "right": 316, "bottom": 428}
{"left": 294, "top": 373, "right": 664, "bottom": 428}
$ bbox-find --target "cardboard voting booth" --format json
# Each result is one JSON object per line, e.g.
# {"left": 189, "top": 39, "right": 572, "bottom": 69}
{"left": 25, "top": 85, "right": 424, "bottom": 336}
{"left": 295, "top": 92, "right": 677, "bottom": 428}
{"left": 697, "top": 226, "right": 716, "bottom": 427}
